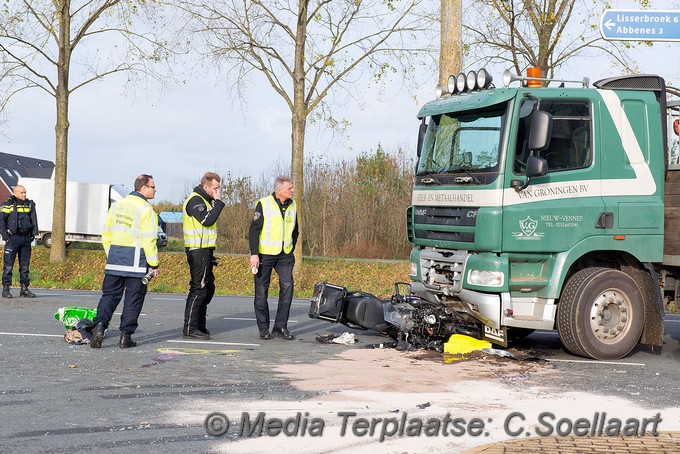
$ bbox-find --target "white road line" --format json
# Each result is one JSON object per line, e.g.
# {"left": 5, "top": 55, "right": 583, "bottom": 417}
{"left": 547, "top": 359, "right": 646, "bottom": 366}
{"left": 223, "top": 317, "right": 298, "bottom": 323}
{"left": 166, "top": 340, "right": 260, "bottom": 347}
{"left": 0, "top": 332, "right": 63, "bottom": 338}
{"left": 664, "top": 319, "right": 680, "bottom": 323}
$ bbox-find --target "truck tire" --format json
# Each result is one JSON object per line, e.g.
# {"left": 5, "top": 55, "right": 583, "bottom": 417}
{"left": 557, "top": 267, "right": 644, "bottom": 360}
{"left": 42, "top": 233, "right": 52, "bottom": 249}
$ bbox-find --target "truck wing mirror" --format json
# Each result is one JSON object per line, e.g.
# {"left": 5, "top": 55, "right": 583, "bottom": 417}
{"left": 511, "top": 155, "right": 547, "bottom": 192}
{"left": 526, "top": 155, "right": 547, "bottom": 178}
{"left": 528, "top": 110, "right": 552, "bottom": 152}
{"left": 417, "top": 118, "right": 427, "bottom": 158}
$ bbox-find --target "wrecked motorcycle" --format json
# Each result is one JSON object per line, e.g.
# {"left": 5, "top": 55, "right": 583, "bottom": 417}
{"left": 308, "top": 281, "right": 487, "bottom": 351}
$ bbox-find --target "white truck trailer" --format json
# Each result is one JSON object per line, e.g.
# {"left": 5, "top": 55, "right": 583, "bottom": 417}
{"left": 17, "top": 177, "right": 167, "bottom": 248}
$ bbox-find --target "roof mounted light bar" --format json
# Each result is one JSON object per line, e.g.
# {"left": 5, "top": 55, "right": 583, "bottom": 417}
{"left": 435, "top": 68, "right": 494, "bottom": 98}
{"left": 503, "top": 69, "right": 590, "bottom": 88}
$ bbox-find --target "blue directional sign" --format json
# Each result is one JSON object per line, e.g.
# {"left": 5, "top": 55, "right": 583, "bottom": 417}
{"left": 600, "top": 9, "right": 680, "bottom": 41}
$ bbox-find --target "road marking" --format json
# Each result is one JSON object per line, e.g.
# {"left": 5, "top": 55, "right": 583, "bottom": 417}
{"left": 223, "top": 317, "right": 298, "bottom": 323}
{"left": 547, "top": 359, "right": 645, "bottom": 366}
{"left": 157, "top": 347, "right": 241, "bottom": 355}
{"left": 0, "top": 332, "right": 63, "bottom": 338}
{"left": 664, "top": 319, "right": 680, "bottom": 323}
{"left": 167, "top": 339, "right": 260, "bottom": 347}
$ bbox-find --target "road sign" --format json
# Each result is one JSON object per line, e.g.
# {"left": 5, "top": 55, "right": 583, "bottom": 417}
{"left": 600, "top": 9, "right": 680, "bottom": 41}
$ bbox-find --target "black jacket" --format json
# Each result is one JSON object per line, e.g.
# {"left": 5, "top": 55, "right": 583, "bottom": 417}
{"left": 0, "top": 196, "right": 39, "bottom": 241}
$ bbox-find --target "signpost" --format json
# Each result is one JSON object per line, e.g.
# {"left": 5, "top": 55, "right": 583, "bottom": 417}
{"left": 600, "top": 9, "right": 680, "bottom": 41}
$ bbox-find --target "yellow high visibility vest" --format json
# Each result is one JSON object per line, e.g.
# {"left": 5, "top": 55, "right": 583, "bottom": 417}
{"left": 102, "top": 193, "right": 158, "bottom": 277}
{"left": 258, "top": 195, "right": 296, "bottom": 255}
{"left": 183, "top": 192, "right": 217, "bottom": 248}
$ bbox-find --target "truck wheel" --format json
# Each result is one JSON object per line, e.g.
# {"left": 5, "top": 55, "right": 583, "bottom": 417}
{"left": 42, "top": 233, "right": 52, "bottom": 249}
{"left": 557, "top": 268, "right": 644, "bottom": 360}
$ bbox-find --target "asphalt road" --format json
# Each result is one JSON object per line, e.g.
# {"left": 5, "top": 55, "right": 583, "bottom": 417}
{"left": 1, "top": 288, "right": 680, "bottom": 453}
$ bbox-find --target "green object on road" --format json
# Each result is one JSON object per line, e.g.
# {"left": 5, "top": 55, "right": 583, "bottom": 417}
{"left": 54, "top": 306, "right": 97, "bottom": 329}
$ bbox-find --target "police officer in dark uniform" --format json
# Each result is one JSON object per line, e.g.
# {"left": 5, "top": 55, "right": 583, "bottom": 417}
{"left": 249, "top": 175, "right": 298, "bottom": 340}
{"left": 0, "top": 185, "right": 39, "bottom": 298}
{"left": 182, "top": 172, "right": 225, "bottom": 339}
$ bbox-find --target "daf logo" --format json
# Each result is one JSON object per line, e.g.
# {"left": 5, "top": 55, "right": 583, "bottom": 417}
{"left": 484, "top": 325, "right": 501, "bottom": 335}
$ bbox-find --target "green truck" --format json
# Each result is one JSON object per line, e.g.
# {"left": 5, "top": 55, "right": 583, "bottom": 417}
{"left": 407, "top": 69, "right": 680, "bottom": 360}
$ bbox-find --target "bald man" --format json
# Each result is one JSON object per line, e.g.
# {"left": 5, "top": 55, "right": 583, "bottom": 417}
{"left": 0, "top": 185, "right": 39, "bottom": 298}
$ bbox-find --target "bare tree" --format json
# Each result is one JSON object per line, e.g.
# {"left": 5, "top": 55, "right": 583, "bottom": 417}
{"left": 178, "top": 0, "right": 436, "bottom": 266}
{"left": 463, "top": 0, "right": 651, "bottom": 82}
{"left": 440, "top": 0, "right": 462, "bottom": 85}
{"left": 0, "top": 0, "right": 175, "bottom": 262}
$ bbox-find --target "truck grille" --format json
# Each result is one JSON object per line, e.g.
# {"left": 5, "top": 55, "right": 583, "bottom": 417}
{"left": 408, "top": 206, "right": 478, "bottom": 244}
{"left": 419, "top": 249, "right": 470, "bottom": 292}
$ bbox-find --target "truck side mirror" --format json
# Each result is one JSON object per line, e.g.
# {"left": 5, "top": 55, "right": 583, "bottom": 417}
{"left": 528, "top": 110, "right": 552, "bottom": 152}
{"left": 417, "top": 118, "right": 427, "bottom": 158}
{"left": 511, "top": 111, "right": 552, "bottom": 192}
{"left": 526, "top": 155, "right": 547, "bottom": 178}
{"left": 511, "top": 155, "right": 548, "bottom": 191}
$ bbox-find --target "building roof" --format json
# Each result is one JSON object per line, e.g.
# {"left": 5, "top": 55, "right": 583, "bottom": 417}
{"left": 0, "top": 152, "right": 55, "bottom": 201}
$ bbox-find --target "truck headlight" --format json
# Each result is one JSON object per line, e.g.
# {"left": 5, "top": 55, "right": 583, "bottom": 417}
{"left": 467, "top": 270, "right": 504, "bottom": 287}
{"left": 409, "top": 261, "right": 419, "bottom": 278}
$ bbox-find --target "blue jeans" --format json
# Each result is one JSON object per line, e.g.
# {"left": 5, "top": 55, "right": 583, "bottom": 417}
{"left": 253, "top": 251, "right": 294, "bottom": 331}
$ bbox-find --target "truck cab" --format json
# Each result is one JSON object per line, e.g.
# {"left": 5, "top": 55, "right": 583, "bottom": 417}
{"left": 407, "top": 69, "right": 679, "bottom": 359}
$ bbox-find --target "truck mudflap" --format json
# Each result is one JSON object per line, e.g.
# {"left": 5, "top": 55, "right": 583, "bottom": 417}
{"left": 309, "top": 281, "right": 498, "bottom": 351}
{"left": 482, "top": 325, "right": 508, "bottom": 347}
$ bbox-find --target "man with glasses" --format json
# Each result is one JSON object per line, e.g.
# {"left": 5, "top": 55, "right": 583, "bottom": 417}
{"left": 90, "top": 174, "right": 160, "bottom": 349}
{"left": 182, "top": 172, "right": 225, "bottom": 339}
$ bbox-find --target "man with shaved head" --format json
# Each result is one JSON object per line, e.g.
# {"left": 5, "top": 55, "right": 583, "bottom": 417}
{"left": 0, "top": 185, "right": 39, "bottom": 298}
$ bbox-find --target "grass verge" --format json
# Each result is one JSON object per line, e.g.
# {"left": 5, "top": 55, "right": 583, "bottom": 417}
{"left": 24, "top": 248, "right": 410, "bottom": 298}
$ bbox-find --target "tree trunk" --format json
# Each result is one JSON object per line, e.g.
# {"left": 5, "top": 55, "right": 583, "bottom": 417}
{"left": 291, "top": 0, "right": 308, "bottom": 271}
{"left": 50, "top": 0, "right": 71, "bottom": 264}
{"left": 439, "top": 0, "right": 462, "bottom": 86}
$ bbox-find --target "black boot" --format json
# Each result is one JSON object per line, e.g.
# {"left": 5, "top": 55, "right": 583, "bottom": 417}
{"left": 119, "top": 332, "right": 137, "bottom": 349}
{"left": 2, "top": 285, "right": 11, "bottom": 298}
{"left": 19, "top": 284, "right": 35, "bottom": 298}
{"left": 90, "top": 322, "right": 105, "bottom": 348}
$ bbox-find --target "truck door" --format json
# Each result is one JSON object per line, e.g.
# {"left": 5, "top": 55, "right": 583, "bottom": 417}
{"left": 598, "top": 91, "right": 664, "bottom": 262}
{"left": 503, "top": 96, "right": 603, "bottom": 257}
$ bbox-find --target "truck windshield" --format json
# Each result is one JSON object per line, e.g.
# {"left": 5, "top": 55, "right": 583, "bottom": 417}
{"left": 417, "top": 106, "right": 506, "bottom": 176}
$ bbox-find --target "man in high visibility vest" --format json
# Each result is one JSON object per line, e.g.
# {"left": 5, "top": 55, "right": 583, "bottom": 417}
{"left": 0, "top": 185, "right": 39, "bottom": 298}
{"left": 90, "top": 174, "right": 160, "bottom": 349}
{"left": 249, "top": 175, "right": 298, "bottom": 340}
{"left": 182, "top": 172, "right": 225, "bottom": 339}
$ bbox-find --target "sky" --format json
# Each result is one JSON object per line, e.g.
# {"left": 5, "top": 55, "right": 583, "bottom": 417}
{"left": 1, "top": 0, "right": 679, "bottom": 203}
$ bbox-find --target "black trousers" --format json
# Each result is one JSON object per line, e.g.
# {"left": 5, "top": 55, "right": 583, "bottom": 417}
{"left": 253, "top": 251, "right": 294, "bottom": 332}
{"left": 184, "top": 248, "right": 215, "bottom": 334}
{"left": 93, "top": 273, "right": 148, "bottom": 334}
{"left": 2, "top": 234, "right": 32, "bottom": 287}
